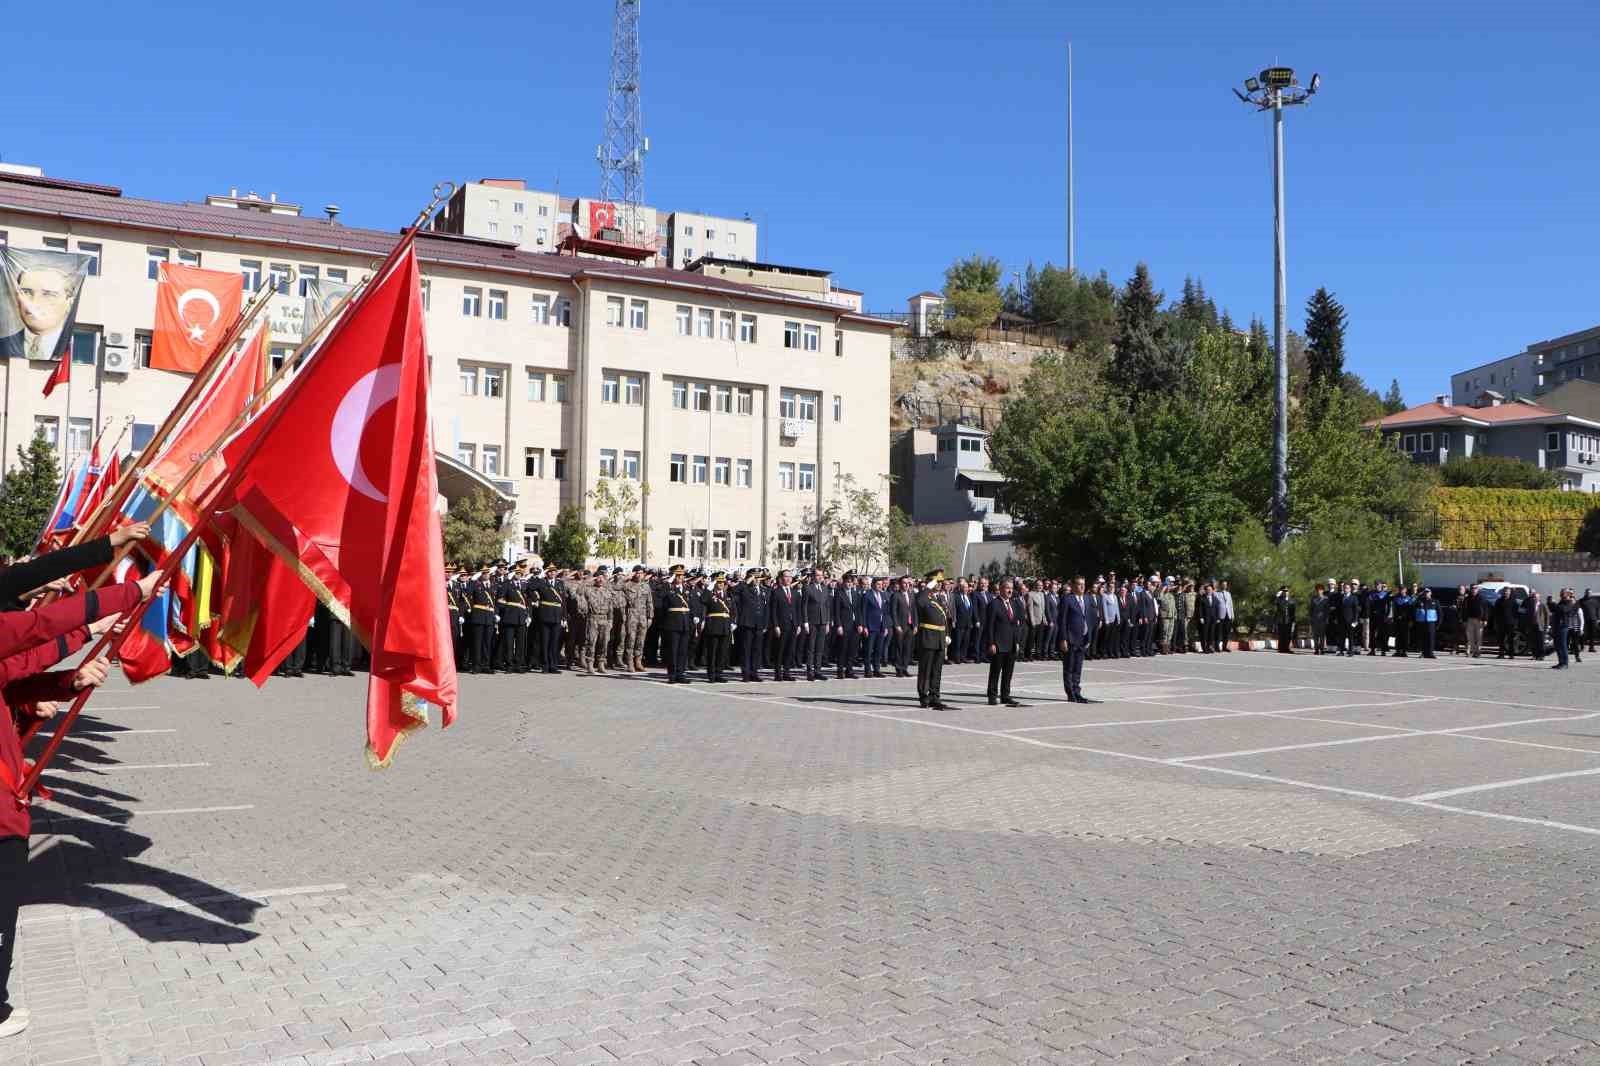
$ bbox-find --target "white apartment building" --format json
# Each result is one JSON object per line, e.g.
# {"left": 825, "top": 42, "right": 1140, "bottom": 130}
{"left": 0, "top": 171, "right": 895, "bottom": 568}
{"left": 434, "top": 180, "right": 759, "bottom": 273}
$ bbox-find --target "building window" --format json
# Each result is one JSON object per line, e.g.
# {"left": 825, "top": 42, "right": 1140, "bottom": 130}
{"left": 736, "top": 387, "right": 753, "bottom": 415}
{"left": 670, "top": 453, "right": 687, "bottom": 483}
{"left": 463, "top": 287, "right": 482, "bottom": 316}
{"left": 482, "top": 445, "right": 502, "bottom": 476}
{"left": 419, "top": 278, "right": 430, "bottom": 310}
{"left": 512, "top": 225, "right": 524, "bottom": 241}
{"left": 599, "top": 448, "right": 618, "bottom": 477}
{"left": 776, "top": 533, "right": 794, "bottom": 561}
{"left": 606, "top": 296, "right": 625, "bottom": 327}
{"left": 692, "top": 455, "right": 709, "bottom": 484}
{"left": 624, "top": 374, "right": 643, "bottom": 405}
{"left": 797, "top": 534, "right": 815, "bottom": 563}
{"left": 133, "top": 330, "right": 153, "bottom": 368}
{"left": 672, "top": 380, "right": 689, "bottom": 409}
{"left": 552, "top": 448, "right": 567, "bottom": 479}
{"left": 692, "top": 383, "right": 710, "bottom": 411}
{"left": 34, "top": 416, "right": 60, "bottom": 450}
{"left": 711, "top": 531, "right": 729, "bottom": 560}
{"left": 513, "top": 201, "right": 525, "bottom": 216}
{"left": 835, "top": 330, "right": 844, "bottom": 358}
{"left": 803, "top": 324, "right": 820, "bottom": 351}
{"left": 553, "top": 375, "right": 569, "bottom": 403}
{"left": 146, "top": 247, "right": 169, "bottom": 280}
{"left": 1547, "top": 432, "right": 1561, "bottom": 452}
{"left": 798, "top": 463, "right": 816, "bottom": 491}
{"left": 783, "top": 321, "right": 802, "bottom": 349}
{"left": 736, "top": 458, "right": 752, "bottom": 488}
{"left": 239, "top": 259, "right": 262, "bottom": 292}
{"left": 713, "top": 457, "right": 731, "bottom": 485}
{"left": 696, "top": 308, "right": 714, "bottom": 338}
{"left": 714, "top": 385, "right": 732, "bottom": 413}
{"left": 488, "top": 289, "right": 507, "bottom": 320}
{"left": 739, "top": 314, "right": 757, "bottom": 343}
{"left": 270, "top": 344, "right": 293, "bottom": 373}
{"left": 734, "top": 531, "right": 750, "bottom": 561}
{"left": 798, "top": 393, "right": 817, "bottom": 421}
{"left": 1419, "top": 432, "right": 1433, "bottom": 453}
{"left": 629, "top": 298, "right": 648, "bottom": 329}
{"left": 556, "top": 297, "right": 572, "bottom": 326}
{"left": 778, "top": 391, "right": 796, "bottom": 419}
{"left": 525, "top": 447, "right": 544, "bottom": 477}
{"left": 537, "top": 225, "right": 549, "bottom": 245}
{"left": 601, "top": 372, "right": 621, "bottom": 403}
{"left": 487, "top": 221, "right": 498, "bottom": 236}
{"left": 70, "top": 327, "right": 98, "bottom": 365}
{"left": 76, "top": 242, "right": 101, "bottom": 276}
{"left": 706, "top": 228, "right": 717, "bottom": 241}
{"left": 718, "top": 310, "right": 735, "bottom": 341}
{"left": 488, "top": 198, "right": 500, "bottom": 213}
{"left": 1402, "top": 434, "right": 1416, "bottom": 453}
{"left": 67, "top": 416, "right": 93, "bottom": 455}
{"left": 456, "top": 443, "right": 476, "bottom": 467}
{"left": 683, "top": 225, "right": 695, "bottom": 237}
{"left": 622, "top": 450, "right": 641, "bottom": 479}
{"left": 131, "top": 422, "right": 155, "bottom": 451}
{"left": 527, "top": 370, "right": 546, "bottom": 401}
{"left": 833, "top": 395, "right": 843, "bottom": 422}
{"left": 269, "top": 263, "right": 292, "bottom": 295}
{"left": 778, "top": 462, "right": 796, "bottom": 490}
{"left": 43, "top": 237, "right": 67, "bottom": 252}
{"left": 531, "top": 294, "right": 551, "bottom": 324}
{"left": 675, "top": 305, "right": 692, "bottom": 336}
{"left": 460, "top": 367, "right": 479, "bottom": 396}
{"left": 297, "top": 264, "right": 319, "bottom": 297}
{"left": 522, "top": 525, "right": 541, "bottom": 553}
{"left": 482, "top": 367, "right": 505, "bottom": 398}
{"left": 668, "top": 529, "right": 685, "bottom": 557}
{"left": 690, "top": 529, "right": 707, "bottom": 560}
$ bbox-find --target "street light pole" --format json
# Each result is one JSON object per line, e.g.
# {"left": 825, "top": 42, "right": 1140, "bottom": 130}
{"left": 1235, "top": 66, "right": 1319, "bottom": 545}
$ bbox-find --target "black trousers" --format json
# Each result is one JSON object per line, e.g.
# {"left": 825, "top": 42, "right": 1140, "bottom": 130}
{"left": 776, "top": 627, "right": 797, "bottom": 676}
{"left": 951, "top": 626, "right": 971, "bottom": 664}
{"left": 1062, "top": 644, "right": 1085, "bottom": 698}
{"left": 469, "top": 624, "right": 494, "bottom": 672}
{"left": 802, "top": 627, "right": 824, "bottom": 676}
{"left": 737, "top": 628, "right": 761, "bottom": 679}
{"left": 895, "top": 630, "right": 914, "bottom": 674}
{"left": 986, "top": 650, "right": 1015, "bottom": 700}
{"left": 539, "top": 622, "right": 562, "bottom": 671}
{"left": 664, "top": 629, "right": 689, "bottom": 680}
{"left": 497, "top": 625, "right": 526, "bottom": 671}
{"left": 836, "top": 629, "right": 859, "bottom": 676}
{"left": 916, "top": 643, "right": 944, "bottom": 705}
{"left": 1277, "top": 624, "right": 1294, "bottom": 652}
{"left": 1420, "top": 622, "right": 1438, "bottom": 658}
{"left": 326, "top": 618, "right": 354, "bottom": 673}
{"left": 705, "top": 634, "right": 728, "bottom": 680}
{"left": 1142, "top": 621, "right": 1156, "bottom": 657}
{"left": 0, "top": 835, "right": 24, "bottom": 1009}
{"left": 1174, "top": 616, "right": 1187, "bottom": 652}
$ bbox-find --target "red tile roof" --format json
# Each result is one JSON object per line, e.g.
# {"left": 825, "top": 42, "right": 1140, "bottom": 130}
{"left": 0, "top": 177, "right": 897, "bottom": 330}
{"left": 1374, "top": 400, "right": 1565, "bottom": 428}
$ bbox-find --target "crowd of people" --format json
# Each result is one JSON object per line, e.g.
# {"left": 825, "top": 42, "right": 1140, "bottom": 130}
{"left": 1, "top": 524, "right": 163, "bottom": 1041}
{"left": 1272, "top": 580, "right": 1599, "bottom": 669}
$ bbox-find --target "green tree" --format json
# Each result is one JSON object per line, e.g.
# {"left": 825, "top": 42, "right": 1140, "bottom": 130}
{"left": 1020, "top": 263, "right": 1118, "bottom": 352}
{"left": 886, "top": 507, "right": 949, "bottom": 576}
{"left": 941, "top": 254, "right": 1004, "bottom": 356}
{"left": 1303, "top": 287, "right": 1348, "bottom": 392}
{"left": 817, "top": 473, "right": 889, "bottom": 574}
{"left": 1439, "top": 454, "right": 1564, "bottom": 490}
{"left": 1577, "top": 508, "right": 1600, "bottom": 556}
{"left": 0, "top": 433, "right": 61, "bottom": 557}
{"left": 944, "top": 254, "right": 1004, "bottom": 295}
{"left": 586, "top": 477, "right": 649, "bottom": 565}
{"left": 441, "top": 489, "right": 507, "bottom": 567}
{"left": 1109, "top": 263, "right": 1188, "bottom": 398}
{"left": 542, "top": 505, "right": 591, "bottom": 569}
{"left": 1382, "top": 378, "right": 1407, "bottom": 414}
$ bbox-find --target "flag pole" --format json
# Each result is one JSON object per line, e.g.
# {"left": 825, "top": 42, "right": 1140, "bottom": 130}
{"left": 17, "top": 184, "right": 454, "bottom": 800}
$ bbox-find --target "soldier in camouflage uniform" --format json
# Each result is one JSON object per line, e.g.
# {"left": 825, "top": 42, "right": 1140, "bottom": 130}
{"left": 1159, "top": 580, "right": 1177, "bottom": 654}
{"left": 608, "top": 568, "right": 628, "bottom": 668}
{"left": 578, "top": 571, "right": 615, "bottom": 673}
{"left": 619, "top": 565, "right": 655, "bottom": 671}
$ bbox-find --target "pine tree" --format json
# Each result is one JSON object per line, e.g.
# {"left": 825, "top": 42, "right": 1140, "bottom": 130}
{"left": 1303, "top": 287, "right": 1348, "bottom": 391}
{"left": 1110, "top": 264, "right": 1185, "bottom": 398}
{"left": 1382, "top": 378, "right": 1406, "bottom": 414}
{"left": 542, "top": 505, "right": 592, "bottom": 569}
{"left": 0, "top": 432, "right": 60, "bottom": 557}
{"left": 1119, "top": 263, "right": 1161, "bottom": 333}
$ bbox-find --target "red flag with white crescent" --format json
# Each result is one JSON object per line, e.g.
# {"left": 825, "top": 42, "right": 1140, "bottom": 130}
{"left": 151, "top": 263, "right": 243, "bottom": 374}
{"left": 221, "top": 245, "right": 455, "bottom": 766}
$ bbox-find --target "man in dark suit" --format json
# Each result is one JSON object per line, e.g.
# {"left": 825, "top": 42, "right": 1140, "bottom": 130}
{"left": 1058, "top": 575, "right": 1093, "bottom": 703}
{"left": 832, "top": 570, "right": 861, "bottom": 678}
{"left": 770, "top": 569, "right": 801, "bottom": 681}
{"left": 801, "top": 569, "right": 832, "bottom": 680}
{"left": 970, "top": 577, "right": 993, "bottom": 663}
{"left": 1086, "top": 579, "right": 1103, "bottom": 660}
{"left": 733, "top": 569, "right": 768, "bottom": 681}
{"left": 915, "top": 569, "right": 951, "bottom": 709}
{"left": 983, "top": 577, "right": 1023, "bottom": 706}
{"left": 892, "top": 575, "right": 917, "bottom": 677}
{"left": 862, "top": 575, "right": 889, "bottom": 678}
{"left": 1041, "top": 581, "right": 1060, "bottom": 661}
{"left": 951, "top": 578, "right": 977, "bottom": 665}
{"left": 1196, "top": 583, "right": 1217, "bottom": 653}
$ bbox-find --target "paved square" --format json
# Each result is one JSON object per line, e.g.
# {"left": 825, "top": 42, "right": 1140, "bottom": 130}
{"left": 11, "top": 650, "right": 1600, "bottom": 1065}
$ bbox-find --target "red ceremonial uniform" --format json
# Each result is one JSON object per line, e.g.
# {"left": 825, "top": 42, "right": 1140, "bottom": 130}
{"left": 0, "top": 582, "right": 142, "bottom": 839}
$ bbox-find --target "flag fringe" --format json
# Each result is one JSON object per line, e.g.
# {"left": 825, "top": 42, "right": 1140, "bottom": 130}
{"left": 364, "top": 691, "right": 432, "bottom": 771}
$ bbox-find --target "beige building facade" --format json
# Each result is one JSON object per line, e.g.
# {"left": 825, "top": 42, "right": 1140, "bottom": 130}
{"left": 0, "top": 172, "right": 894, "bottom": 569}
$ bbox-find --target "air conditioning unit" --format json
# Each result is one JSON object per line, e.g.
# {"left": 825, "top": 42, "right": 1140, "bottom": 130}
{"left": 102, "top": 347, "right": 133, "bottom": 375}
{"left": 780, "top": 418, "right": 804, "bottom": 440}
{"left": 105, "top": 331, "right": 127, "bottom": 348}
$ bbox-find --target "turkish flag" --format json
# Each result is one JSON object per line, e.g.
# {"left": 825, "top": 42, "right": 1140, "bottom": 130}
{"left": 151, "top": 263, "right": 244, "bottom": 374}
{"left": 222, "top": 246, "right": 456, "bottom": 766}
{"left": 589, "top": 201, "right": 616, "bottom": 233}
{"left": 41, "top": 349, "right": 69, "bottom": 396}
{"left": 146, "top": 326, "right": 266, "bottom": 527}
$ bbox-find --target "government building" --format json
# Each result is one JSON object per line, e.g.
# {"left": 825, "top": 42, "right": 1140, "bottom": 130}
{"left": 0, "top": 168, "right": 895, "bottom": 568}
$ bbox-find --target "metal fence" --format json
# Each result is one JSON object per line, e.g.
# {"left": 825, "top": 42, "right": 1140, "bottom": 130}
{"left": 1402, "top": 513, "right": 1591, "bottom": 554}
{"left": 894, "top": 398, "right": 1005, "bottom": 432}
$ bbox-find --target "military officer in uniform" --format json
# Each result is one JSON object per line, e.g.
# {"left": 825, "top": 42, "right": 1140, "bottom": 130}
{"left": 701, "top": 573, "right": 734, "bottom": 682}
{"left": 658, "top": 565, "right": 694, "bottom": 683}
{"left": 529, "top": 566, "right": 565, "bottom": 673}
{"left": 466, "top": 567, "right": 498, "bottom": 674}
{"left": 915, "top": 569, "right": 952, "bottom": 710}
{"left": 495, "top": 561, "right": 530, "bottom": 671}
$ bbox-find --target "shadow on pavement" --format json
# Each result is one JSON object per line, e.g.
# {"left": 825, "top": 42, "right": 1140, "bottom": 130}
{"left": 26, "top": 712, "right": 262, "bottom": 944}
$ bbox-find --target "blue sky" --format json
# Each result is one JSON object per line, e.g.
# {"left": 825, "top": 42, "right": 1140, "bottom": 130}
{"left": 10, "top": 0, "right": 1597, "bottom": 403}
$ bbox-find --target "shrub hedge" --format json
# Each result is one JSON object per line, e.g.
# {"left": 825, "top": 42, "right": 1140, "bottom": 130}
{"left": 1428, "top": 487, "right": 1595, "bottom": 551}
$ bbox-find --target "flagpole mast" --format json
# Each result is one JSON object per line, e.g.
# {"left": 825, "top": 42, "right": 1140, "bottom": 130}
{"left": 18, "top": 183, "right": 454, "bottom": 801}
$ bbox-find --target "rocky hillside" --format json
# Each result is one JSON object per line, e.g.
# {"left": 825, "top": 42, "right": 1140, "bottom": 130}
{"left": 888, "top": 336, "right": 1055, "bottom": 431}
